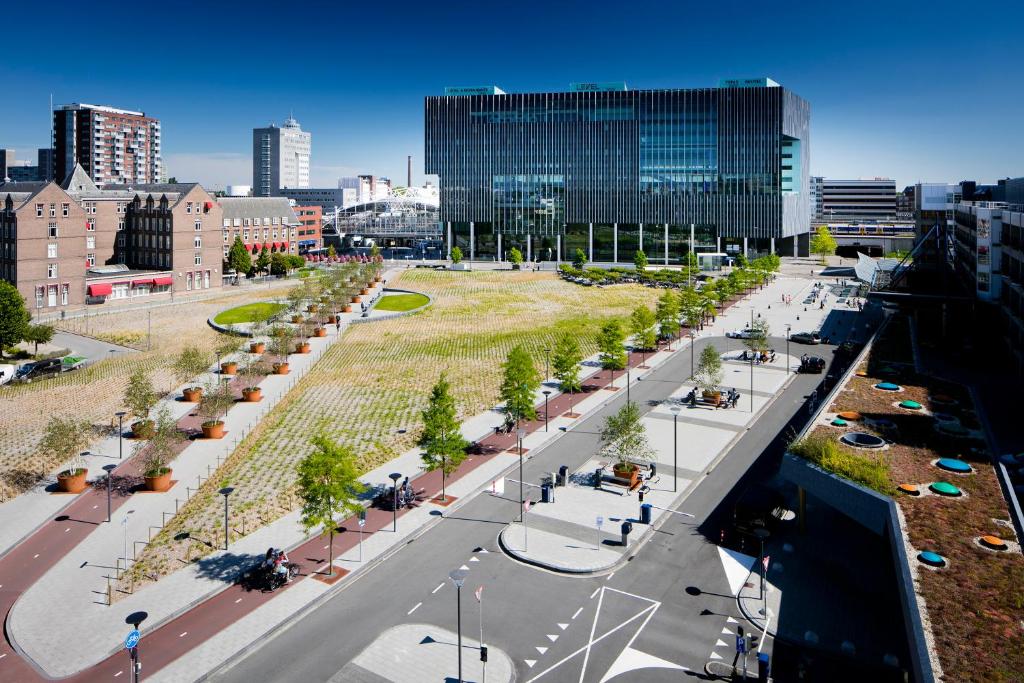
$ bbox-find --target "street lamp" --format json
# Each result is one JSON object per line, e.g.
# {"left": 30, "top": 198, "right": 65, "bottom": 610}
{"left": 669, "top": 405, "right": 680, "bottom": 492}
{"left": 115, "top": 411, "right": 127, "bottom": 459}
{"left": 626, "top": 363, "right": 631, "bottom": 405}
{"left": 750, "top": 310, "right": 755, "bottom": 412}
{"left": 544, "top": 346, "right": 551, "bottom": 383}
{"left": 689, "top": 329, "right": 695, "bottom": 379}
{"left": 389, "top": 472, "right": 402, "bottom": 532}
{"left": 785, "top": 324, "right": 792, "bottom": 375}
{"left": 449, "top": 568, "right": 469, "bottom": 683}
{"left": 517, "top": 428, "right": 526, "bottom": 521}
{"left": 542, "top": 390, "right": 551, "bottom": 432}
{"left": 218, "top": 487, "right": 234, "bottom": 550}
{"left": 103, "top": 463, "right": 116, "bottom": 523}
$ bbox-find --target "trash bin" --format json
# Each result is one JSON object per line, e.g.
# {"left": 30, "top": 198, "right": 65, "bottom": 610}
{"left": 640, "top": 503, "right": 652, "bottom": 524}
{"left": 541, "top": 482, "right": 554, "bottom": 504}
{"left": 620, "top": 520, "right": 633, "bottom": 546}
{"left": 594, "top": 467, "right": 603, "bottom": 489}
{"left": 757, "top": 652, "right": 770, "bottom": 682}
{"left": 558, "top": 465, "right": 569, "bottom": 487}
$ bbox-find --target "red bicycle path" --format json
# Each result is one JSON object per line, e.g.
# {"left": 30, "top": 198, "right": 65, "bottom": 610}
{"left": 0, "top": 294, "right": 754, "bottom": 680}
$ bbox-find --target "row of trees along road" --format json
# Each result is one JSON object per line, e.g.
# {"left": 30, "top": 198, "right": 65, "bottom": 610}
{"left": 0, "top": 281, "right": 55, "bottom": 359}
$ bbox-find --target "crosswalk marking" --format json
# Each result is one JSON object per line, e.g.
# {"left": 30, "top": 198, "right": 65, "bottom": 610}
{"left": 557, "top": 623, "right": 568, "bottom": 630}
{"left": 535, "top": 646, "right": 548, "bottom": 654}
{"left": 546, "top": 634, "right": 558, "bottom": 642}
{"left": 524, "top": 659, "right": 536, "bottom": 668}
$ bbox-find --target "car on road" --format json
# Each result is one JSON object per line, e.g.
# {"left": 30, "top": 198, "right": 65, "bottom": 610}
{"left": 0, "top": 364, "right": 15, "bottom": 386}
{"left": 789, "top": 331, "right": 821, "bottom": 345}
{"left": 726, "top": 327, "right": 765, "bottom": 339}
{"left": 798, "top": 355, "right": 826, "bottom": 373}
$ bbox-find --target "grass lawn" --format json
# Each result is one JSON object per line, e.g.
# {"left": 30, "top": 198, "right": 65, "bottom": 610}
{"left": 125, "top": 270, "right": 661, "bottom": 593}
{"left": 374, "top": 292, "right": 429, "bottom": 312}
{"left": 213, "top": 302, "right": 286, "bottom": 325}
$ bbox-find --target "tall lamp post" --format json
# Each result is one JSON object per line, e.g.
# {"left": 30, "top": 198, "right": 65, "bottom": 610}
{"left": 389, "top": 472, "right": 401, "bottom": 532}
{"left": 542, "top": 390, "right": 551, "bottom": 432}
{"left": 689, "top": 329, "right": 695, "bottom": 379}
{"left": 115, "top": 411, "right": 127, "bottom": 459}
{"left": 103, "top": 463, "right": 116, "bottom": 523}
{"left": 543, "top": 346, "right": 551, "bottom": 383}
{"left": 749, "top": 310, "right": 755, "bottom": 412}
{"left": 785, "top": 324, "right": 792, "bottom": 374}
{"left": 517, "top": 428, "right": 526, "bottom": 521}
{"left": 626, "top": 363, "right": 631, "bottom": 405}
{"left": 449, "top": 568, "right": 469, "bottom": 683}
{"left": 218, "top": 487, "right": 234, "bottom": 550}
{"left": 670, "top": 405, "right": 680, "bottom": 492}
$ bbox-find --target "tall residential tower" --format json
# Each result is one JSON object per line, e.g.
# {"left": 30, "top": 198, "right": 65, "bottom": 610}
{"left": 53, "top": 104, "right": 161, "bottom": 186}
{"left": 252, "top": 117, "right": 311, "bottom": 196}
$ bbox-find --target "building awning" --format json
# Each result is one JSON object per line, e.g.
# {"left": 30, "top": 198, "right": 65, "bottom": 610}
{"left": 131, "top": 278, "right": 154, "bottom": 287}
{"left": 87, "top": 283, "right": 112, "bottom": 296}
{"left": 249, "top": 243, "right": 259, "bottom": 252}
{"left": 154, "top": 276, "right": 174, "bottom": 286}
{"left": 272, "top": 242, "right": 281, "bottom": 249}
{"left": 282, "top": 241, "right": 289, "bottom": 250}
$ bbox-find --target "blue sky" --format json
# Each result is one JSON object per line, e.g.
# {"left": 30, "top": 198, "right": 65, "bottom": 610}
{"left": 1, "top": 0, "right": 1021, "bottom": 190}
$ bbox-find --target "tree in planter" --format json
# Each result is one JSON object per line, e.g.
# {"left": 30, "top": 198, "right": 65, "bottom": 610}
{"left": 598, "top": 401, "right": 655, "bottom": 479}
{"left": 810, "top": 225, "right": 837, "bottom": 265}
{"left": 694, "top": 345, "right": 724, "bottom": 397}
{"left": 216, "top": 331, "right": 243, "bottom": 372}
{"left": 573, "top": 248, "right": 587, "bottom": 270}
{"left": 500, "top": 344, "right": 540, "bottom": 425}
{"left": 197, "top": 379, "right": 236, "bottom": 434}
{"left": 551, "top": 334, "right": 583, "bottom": 394}
{"left": 39, "top": 415, "right": 92, "bottom": 484}
{"left": 630, "top": 305, "right": 657, "bottom": 352}
{"left": 23, "top": 323, "right": 54, "bottom": 355}
{"left": 743, "top": 318, "right": 771, "bottom": 355}
{"left": 418, "top": 372, "right": 468, "bottom": 502}
{"left": 137, "top": 407, "right": 185, "bottom": 488}
{"left": 450, "top": 246, "right": 463, "bottom": 264}
{"left": 254, "top": 246, "right": 271, "bottom": 276}
{"left": 508, "top": 247, "right": 523, "bottom": 270}
{"left": 597, "top": 319, "right": 627, "bottom": 371}
{"left": 326, "top": 244, "right": 337, "bottom": 259}
{"left": 0, "top": 281, "right": 30, "bottom": 359}
{"left": 227, "top": 237, "right": 252, "bottom": 277}
{"left": 633, "top": 249, "right": 648, "bottom": 274}
{"left": 370, "top": 243, "right": 381, "bottom": 260}
{"left": 655, "top": 290, "right": 679, "bottom": 341}
{"left": 286, "top": 283, "right": 308, "bottom": 320}
{"left": 296, "top": 432, "right": 367, "bottom": 577}
{"left": 269, "top": 325, "right": 294, "bottom": 362}
{"left": 174, "top": 345, "right": 211, "bottom": 396}
{"left": 124, "top": 369, "right": 157, "bottom": 437}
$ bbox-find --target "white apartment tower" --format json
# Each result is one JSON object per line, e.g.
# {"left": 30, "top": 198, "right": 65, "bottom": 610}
{"left": 252, "top": 117, "right": 311, "bottom": 197}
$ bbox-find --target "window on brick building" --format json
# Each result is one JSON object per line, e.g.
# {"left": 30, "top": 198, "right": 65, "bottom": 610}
{"left": 47, "top": 243, "right": 57, "bottom": 258}
{"left": 87, "top": 236, "right": 95, "bottom": 249}
{"left": 62, "top": 203, "right": 69, "bottom": 217}
{"left": 194, "top": 253, "right": 202, "bottom": 265}
{"left": 36, "top": 203, "right": 43, "bottom": 217}
{"left": 48, "top": 223, "right": 58, "bottom": 238}
{"left": 49, "top": 203, "right": 55, "bottom": 217}
{"left": 194, "top": 236, "right": 202, "bottom": 248}
{"left": 47, "top": 263, "right": 57, "bottom": 278}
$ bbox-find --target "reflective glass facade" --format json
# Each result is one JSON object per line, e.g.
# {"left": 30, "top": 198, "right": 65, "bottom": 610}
{"left": 426, "top": 83, "right": 809, "bottom": 260}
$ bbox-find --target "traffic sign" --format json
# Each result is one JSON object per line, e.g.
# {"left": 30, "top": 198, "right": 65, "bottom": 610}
{"left": 735, "top": 634, "right": 746, "bottom": 654}
{"left": 596, "top": 516, "right": 604, "bottom": 529}
{"left": 124, "top": 629, "right": 141, "bottom": 650}
{"left": 358, "top": 517, "right": 365, "bottom": 528}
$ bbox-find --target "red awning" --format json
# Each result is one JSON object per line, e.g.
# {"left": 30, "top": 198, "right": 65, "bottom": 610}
{"left": 153, "top": 276, "right": 174, "bottom": 286}
{"left": 131, "top": 279, "right": 154, "bottom": 287}
{"left": 272, "top": 242, "right": 280, "bottom": 249}
{"left": 87, "top": 283, "right": 112, "bottom": 296}
{"left": 249, "top": 243, "right": 259, "bottom": 252}
{"left": 282, "top": 241, "right": 288, "bottom": 250}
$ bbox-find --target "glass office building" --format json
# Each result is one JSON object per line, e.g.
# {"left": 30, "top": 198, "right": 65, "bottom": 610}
{"left": 425, "top": 80, "right": 810, "bottom": 264}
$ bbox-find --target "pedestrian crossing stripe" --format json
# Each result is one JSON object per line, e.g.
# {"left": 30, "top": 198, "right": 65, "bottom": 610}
{"left": 721, "top": 627, "right": 732, "bottom": 635}
{"left": 547, "top": 634, "right": 558, "bottom": 642}
{"left": 525, "top": 659, "right": 536, "bottom": 668}
{"left": 715, "top": 639, "right": 728, "bottom": 648}
{"left": 557, "top": 623, "right": 568, "bottom": 630}
{"left": 727, "top": 617, "right": 738, "bottom": 624}
{"left": 710, "top": 652, "right": 723, "bottom": 660}
{"left": 536, "top": 646, "right": 548, "bottom": 654}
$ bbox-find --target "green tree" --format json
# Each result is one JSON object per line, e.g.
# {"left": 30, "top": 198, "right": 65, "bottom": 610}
{"left": 599, "top": 401, "right": 655, "bottom": 469}
{"left": 287, "top": 254, "right": 305, "bottom": 270}
{"left": 655, "top": 291, "right": 679, "bottom": 340}
{"left": 500, "top": 345, "right": 540, "bottom": 423}
{"left": 734, "top": 253, "right": 749, "bottom": 269}
{"left": 296, "top": 433, "right": 367, "bottom": 576}
{"left": 326, "top": 244, "right": 336, "bottom": 259}
{"left": 743, "top": 318, "right": 771, "bottom": 354}
{"left": 597, "top": 319, "right": 627, "bottom": 370}
{"left": 450, "top": 246, "right": 463, "bottom": 264}
{"left": 24, "top": 323, "right": 54, "bottom": 355}
{"left": 677, "top": 286, "right": 702, "bottom": 332}
{"left": 227, "top": 237, "right": 252, "bottom": 276}
{"left": 39, "top": 415, "right": 92, "bottom": 475}
{"left": 370, "top": 243, "right": 381, "bottom": 259}
{"left": 0, "top": 281, "right": 30, "bottom": 359}
{"left": 551, "top": 334, "right": 583, "bottom": 394}
{"left": 418, "top": 372, "right": 468, "bottom": 502}
{"left": 254, "top": 247, "right": 271, "bottom": 276}
{"left": 138, "top": 407, "right": 185, "bottom": 477}
{"left": 810, "top": 225, "right": 837, "bottom": 264}
{"left": 694, "top": 345, "right": 724, "bottom": 394}
{"left": 124, "top": 369, "right": 157, "bottom": 424}
{"left": 508, "top": 247, "right": 524, "bottom": 269}
{"left": 269, "top": 252, "right": 288, "bottom": 276}
{"left": 174, "top": 345, "right": 211, "bottom": 388}
{"left": 573, "top": 248, "right": 587, "bottom": 270}
{"left": 633, "top": 249, "right": 648, "bottom": 273}
{"left": 630, "top": 305, "right": 657, "bottom": 351}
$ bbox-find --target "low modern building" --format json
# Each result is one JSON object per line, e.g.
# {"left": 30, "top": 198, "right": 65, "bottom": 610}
{"left": 293, "top": 205, "right": 322, "bottom": 253}
{"left": 811, "top": 177, "right": 897, "bottom": 223}
{"left": 275, "top": 186, "right": 349, "bottom": 211}
{"left": 425, "top": 78, "right": 810, "bottom": 263}
{"left": 217, "top": 196, "right": 299, "bottom": 261}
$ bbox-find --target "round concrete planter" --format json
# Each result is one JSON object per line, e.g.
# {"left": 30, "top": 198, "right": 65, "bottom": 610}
{"left": 249, "top": 342, "right": 266, "bottom": 354}
{"left": 220, "top": 362, "right": 238, "bottom": 375}
{"left": 343, "top": 304, "right": 353, "bottom": 312}
{"left": 131, "top": 420, "right": 154, "bottom": 439}
{"left": 143, "top": 468, "right": 172, "bottom": 492}
{"left": 327, "top": 315, "right": 338, "bottom": 324}
{"left": 360, "top": 288, "right": 370, "bottom": 296}
{"left": 291, "top": 314, "right": 303, "bottom": 324}
{"left": 702, "top": 390, "right": 722, "bottom": 406}
{"left": 182, "top": 387, "right": 203, "bottom": 403}
{"left": 242, "top": 387, "right": 262, "bottom": 402}
{"left": 295, "top": 342, "right": 311, "bottom": 354}
{"left": 314, "top": 327, "right": 327, "bottom": 338}
{"left": 273, "top": 362, "right": 290, "bottom": 375}
{"left": 613, "top": 463, "right": 640, "bottom": 487}
{"left": 57, "top": 468, "right": 88, "bottom": 494}
{"left": 351, "top": 295, "right": 362, "bottom": 303}
{"left": 201, "top": 421, "right": 225, "bottom": 439}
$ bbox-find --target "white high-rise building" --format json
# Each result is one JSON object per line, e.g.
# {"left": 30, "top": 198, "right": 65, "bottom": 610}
{"left": 252, "top": 117, "right": 311, "bottom": 197}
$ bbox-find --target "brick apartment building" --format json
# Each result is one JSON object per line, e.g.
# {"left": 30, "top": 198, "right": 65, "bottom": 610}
{"left": 217, "top": 197, "right": 299, "bottom": 262}
{"left": 293, "top": 205, "right": 322, "bottom": 253}
{"left": 1, "top": 165, "right": 223, "bottom": 314}
{"left": 54, "top": 104, "right": 161, "bottom": 186}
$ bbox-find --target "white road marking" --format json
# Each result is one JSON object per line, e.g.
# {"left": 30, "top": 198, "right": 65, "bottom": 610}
{"left": 432, "top": 583, "right": 444, "bottom": 594}
{"left": 459, "top": 564, "right": 470, "bottom": 571}
{"left": 709, "top": 652, "right": 723, "bottom": 660}
{"left": 469, "top": 557, "right": 479, "bottom": 562}
{"left": 715, "top": 639, "right": 728, "bottom": 647}
{"left": 577, "top": 586, "right": 606, "bottom": 682}
{"left": 524, "top": 659, "right": 536, "bottom": 668}
{"left": 93, "top": 505, "right": 98, "bottom": 509}
{"left": 65, "top": 528, "right": 70, "bottom": 533}
{"left": 721, "top": 627, "right": 732, "bottom": 635}
{"left": 727, "top": 616, "right": 738, "bottom": 624}
{"left": 0, "top": 653, "right": 6, "bottom": 659}
{"left": 323, "top": 544, "right": 329, "bottom": 549}
{"left": 179, "top": 632, "right": 188, "bottom": 638}
{"left": 557, "top": 623, "right": 569, "bottom": 630}
{"left": 605, "top": 572, "right": 615, "bottom": 581}
{"left": 589, "top": 588, "right": 600, "bottom": 599}
{"left": 234, "top": 598, "right": 242, "bottom": 604}
{"left": 407, "top": 602, "right": 421, "bottom": 615}
{"left": 33, "top": 554, "right": 39, "bottom": 559}
{"left": 114, "top": 671, "right": 121, "bottom": 677}
{"left": 572, "top": 607, "right": 583, "bottom": 620}
{"left": 547, "top": 634, "right": 558, "bottom": 642}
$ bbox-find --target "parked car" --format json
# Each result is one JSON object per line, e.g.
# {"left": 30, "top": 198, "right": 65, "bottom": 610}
{"left": 798, "top": 355, "right": 826, "bottom": 373}
{"left": 15, "top": 358, "right": 63, "bottom": 382}
{"left": 0, "top": 364, "right": 15, "bottom": 386}
{"left": 61, "top": 355, "right": 86, "bottom": 372}
{"left": 789, "top": 332, "right": 821, "bottom": 345}
{"left": 726, "top": 327, "right": 764, "bottom": 340}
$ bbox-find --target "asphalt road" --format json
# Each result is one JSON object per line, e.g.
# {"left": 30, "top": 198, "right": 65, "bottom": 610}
{"left": 215, "top": 334, "right": 837, "bottom": 683}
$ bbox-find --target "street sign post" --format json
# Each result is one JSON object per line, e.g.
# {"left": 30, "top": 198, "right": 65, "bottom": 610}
{"left": 124, "top": 630, "right": 141, "bottom": 683}
{"left": 595, "top": 516, "right": 604, "bottom": 551}
{"left": 124, "top": 629, "right": 140, "bottom": 650}
{"left": 522, "top": 499, "right": 532, "bottom": 552}
{"left": 358, "top": 510, "right": 366, "bottom": 562}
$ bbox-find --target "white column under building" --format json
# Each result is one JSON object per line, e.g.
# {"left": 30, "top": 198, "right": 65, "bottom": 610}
{"left": 526, "top": 234, "right": 532, "bottom": 263}
{"left": 664, "top": 224, "right": 669, "bottom": 264}
{"left": 469, "top": 222, "right": 475, "bottom": 262}
{"left": 588, "top": 223, "right": 594, "bottom": 263}
{"left": 613, "top": 224, "right": 618, "bottom": 263}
